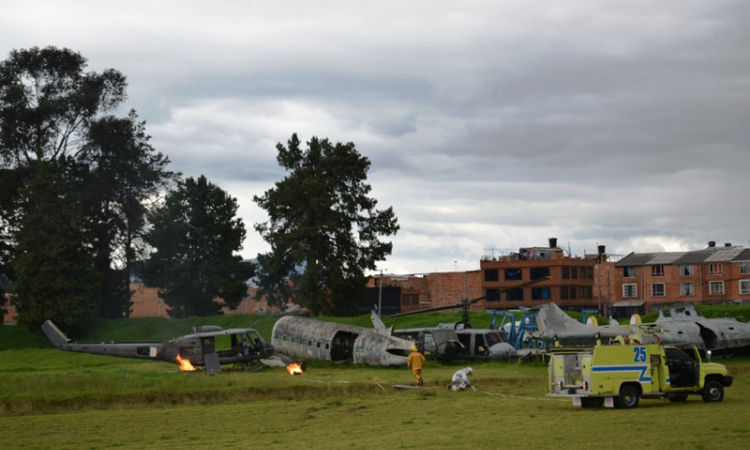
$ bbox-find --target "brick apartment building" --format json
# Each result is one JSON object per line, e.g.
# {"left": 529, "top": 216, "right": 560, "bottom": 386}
{"left": 613, "top": 242, "right": 750, "bottom": 314}
{"left": 367, "top": 238, "right": 617, "bottom": 317}
{"left": 478, "top": 238, "right": 606, "bottom": 313}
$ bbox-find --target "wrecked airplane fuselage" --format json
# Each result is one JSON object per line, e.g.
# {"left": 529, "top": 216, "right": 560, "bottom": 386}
{"left": 271, "top": 316, "right": 414, "bottom": 366}
{"left": 529, "top": 302, "right": 750, "bottom": 355}
{"left": 654, "top": 304, "right": 750, "bottom": 354}
{"left": 529, "top": 302, "right": 637, "bottom": 346}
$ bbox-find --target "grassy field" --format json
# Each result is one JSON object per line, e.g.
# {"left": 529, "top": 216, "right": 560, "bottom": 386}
{"left": 2, "top": 308, "right": 750, "bottom": 449}
{"left": 1, "top": 347, "right": 749, "bottom": 450}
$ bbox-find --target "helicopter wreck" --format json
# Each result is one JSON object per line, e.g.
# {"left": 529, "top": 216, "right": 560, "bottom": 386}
{"left": 41, "top": 320, "right": 274, "bottom": 373}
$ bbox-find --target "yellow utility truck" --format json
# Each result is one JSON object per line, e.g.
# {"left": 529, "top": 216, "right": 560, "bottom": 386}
{"left": 548, "top": 338, "right": 733, "bottom": 408}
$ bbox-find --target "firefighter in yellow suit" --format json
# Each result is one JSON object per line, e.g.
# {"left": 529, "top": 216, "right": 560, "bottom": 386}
{"left": 407, "top": 345, "right": 426, "bottom": 386}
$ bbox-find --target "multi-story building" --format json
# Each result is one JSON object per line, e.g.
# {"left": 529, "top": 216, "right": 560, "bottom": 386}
{"left": 613, "top": 242, "right": 750, "bottom": 313}
{"left": 478, "top": 238, "right": 604, "bottom": 313}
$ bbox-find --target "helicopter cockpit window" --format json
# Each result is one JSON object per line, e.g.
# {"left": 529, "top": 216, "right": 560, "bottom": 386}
{"left": 484, "top": 332, "right": 502, "bottom": 347}
{"left": 424, "top": 333, "right": 435, "bottom": 349}
{"left": 245, "top": 332, "right": 264, "bottom": 351}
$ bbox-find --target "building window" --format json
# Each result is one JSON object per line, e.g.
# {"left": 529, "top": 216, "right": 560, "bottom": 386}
{"left": 561, "top": 287, "right": 569, "bottom": 299}
{"left": 504, "top": 269, "right": 522, "bottom": 281}
{"left": 623, "top": 267, "right": 636, "bottom": 278}
{"left": 484, "top": 269, "right": 499, "bottom": 282}
{"left": 680, "top": 265, "right": 694, "bottom": 276}
{"left": 680, "top": 282, "right": 695, "bottom": 296}
{"left": 740, "top": 262, "right": 750, "bottom": 274}
{"left": 570, "top": 267, "right": 578, "bottom": 279}
{"left": 485, "top": 289, "right": 500, "bottom": 302}
{"left": 580, "top": 268, "right": 592, "bottom": 279}
{"left": 623, "top": 284, "right": 637, "bottom": 298}
{"left": 569, "top": 287, "right": 577, "bottom": 299}
{"left": 740, "top": 280, "right": 750, "bottom": 295}
{"left": 651, "top": 283, "right": 665, "bottom": 297}
{"left": 709, "top": 264, "right": 723, "bottom": 275}
{"left": 506, "top": 288, "right": 523, "bottom": 301}
{"left": 575, "top": 287, "right": 592, "bottom": 299}
{"left": 531, "top": 287, "right": 551, "bottom": 300}
{"left": 709, "top": 281, "right": 724, "bottom": 295}
{"left": 402, "top": 297, "right": 409, "bottom": 306}
{"left": 651, "top": 265, "right": 665, "bottom": 277}
{"left": 562, "top": 267, "right": 570, "bottom": 279}
{"left": 530, "top": 267, "right": 550, "bottom": 280}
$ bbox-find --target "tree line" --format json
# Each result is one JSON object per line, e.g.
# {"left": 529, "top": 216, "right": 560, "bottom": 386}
{"left": 0, "top": 47, "right": 398, "bottom": 330}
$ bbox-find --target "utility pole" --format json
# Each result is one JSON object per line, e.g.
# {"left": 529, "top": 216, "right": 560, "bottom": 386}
{"left": 378, "top": 269, "right": 384, "bottom": 313}
{"left": 596, "top": 244, "right": 605, "bottom": 315}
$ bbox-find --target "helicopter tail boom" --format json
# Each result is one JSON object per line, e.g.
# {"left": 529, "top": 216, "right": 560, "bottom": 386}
{"left": 42, "top": 320, "right": 71, "bottom": 349}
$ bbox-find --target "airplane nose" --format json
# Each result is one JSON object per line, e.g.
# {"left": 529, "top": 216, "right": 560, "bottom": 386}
{"left": 489, "top": 343, "right": 516, "bottom": 358}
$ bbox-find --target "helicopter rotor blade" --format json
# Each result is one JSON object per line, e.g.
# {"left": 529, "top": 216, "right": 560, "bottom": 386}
{"left": 387, "top": 303, "right": 465, "bottom": 317}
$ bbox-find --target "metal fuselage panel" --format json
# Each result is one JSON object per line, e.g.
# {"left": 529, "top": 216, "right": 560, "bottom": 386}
{"left": 531, "top": 302, "right": 750, "bottom": 355}
{"left": 63, "top": 341, "right": 168, "bottom": 361}
{"left": 271, "top": 316, "right": 413, "bottom": 366}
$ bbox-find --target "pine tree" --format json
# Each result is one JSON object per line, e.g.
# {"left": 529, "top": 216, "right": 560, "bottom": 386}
{"left": 140, "top": 176, "right": 253, "bottom": 318}
{"left": 12, "top": 161, "right": 99, "bottom": 329}
{"left": 254, "top": 134, "right": 399, "bottom": 315}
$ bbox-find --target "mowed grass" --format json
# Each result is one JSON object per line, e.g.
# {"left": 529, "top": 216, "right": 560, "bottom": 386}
{"left": 3, "top": 307, "right": 750, "bottom": 449}
{"left": 2, "top": 349, "right": 750, "bottom": 450}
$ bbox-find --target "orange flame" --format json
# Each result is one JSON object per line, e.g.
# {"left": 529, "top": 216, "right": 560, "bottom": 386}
{"left": 286, "top": 363, "right": 303, "bottom": 375}
{"left": 176, "top": 354, "right": 196, "bottom": 371}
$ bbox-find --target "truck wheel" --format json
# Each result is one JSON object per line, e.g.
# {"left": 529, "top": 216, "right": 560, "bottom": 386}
{"left": 581, "top": 397, "right": 604, "bottom": 408}
{"left": 618, "top": 385, "right": 640, "bottom": 409}
{"left": 701, "top": 380, "right": 724, "bottom": 403}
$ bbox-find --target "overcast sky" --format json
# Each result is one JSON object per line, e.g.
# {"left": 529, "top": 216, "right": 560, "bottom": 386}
{"left": 3, "top": 1, "right": 749, "bottom": 274}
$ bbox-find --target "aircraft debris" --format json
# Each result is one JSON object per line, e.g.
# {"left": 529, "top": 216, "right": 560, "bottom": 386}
{"left": 41, "top": 319, "right": 274, "bottom": 372}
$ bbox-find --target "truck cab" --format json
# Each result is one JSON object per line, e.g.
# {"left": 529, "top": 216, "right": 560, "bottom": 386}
{"left": 548, "top": 337, "right": 733, "bottom": 409}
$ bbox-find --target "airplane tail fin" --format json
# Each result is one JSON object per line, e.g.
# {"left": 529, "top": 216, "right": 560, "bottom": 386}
{"left": 41, "top": 320, "right": 70, "bottom": 349}
{"left": 370, "top": 309, "right": 386, "bottom": 330}
{"left": 534, "top": 302, "right": 583, "bottom": 331}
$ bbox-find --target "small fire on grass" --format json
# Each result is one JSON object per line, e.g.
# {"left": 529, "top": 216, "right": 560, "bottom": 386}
{"left": 176, "top": 354, "right": 196, "bottom": 371}
{"left": 287, "top": 363, "right": 303, "bottom": 375}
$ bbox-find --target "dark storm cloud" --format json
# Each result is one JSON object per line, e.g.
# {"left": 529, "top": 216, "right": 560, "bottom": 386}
{"left": 2, "top": 0, "right": 749, "bottom": 272}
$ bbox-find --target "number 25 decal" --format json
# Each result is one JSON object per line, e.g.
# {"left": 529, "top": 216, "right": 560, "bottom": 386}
{"left": 633, "top": 346, "right": 647, "bottom": 362}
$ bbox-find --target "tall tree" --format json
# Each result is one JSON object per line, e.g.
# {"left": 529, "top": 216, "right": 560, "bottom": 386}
{"left": 140, "top": 176, "right": 254, "bottom": 318}
{"left": 12, "top": 160, "right": 99, "bottom": 330}
{"left": 0, "top": 46, "right": 126, "bottom": 166}
{"left": 254, "top": 133, "right": 399, "bottom": 316}
{"left": 79, "top": 111, "right": 178, "bottom": 318}
{"left": 0, "top": 167, "right": 22, "bottom": 323}
{"left": 0, "top": 47, "right": 175, "bottom": 324}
